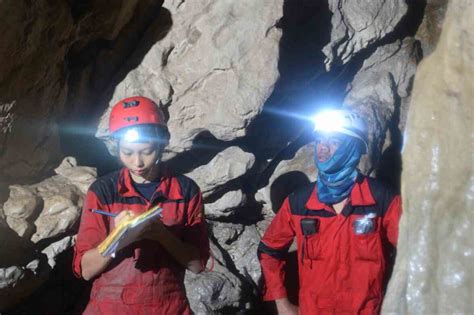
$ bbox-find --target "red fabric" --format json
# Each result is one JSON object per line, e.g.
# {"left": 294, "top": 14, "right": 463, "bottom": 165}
{"left": 109, "top": 96, "right": 166, "bottom": 134}
{"left": 73, "top": 168, "right": 209, "bottom": 314}
{"left": 259, "top": 177, "right": 402, "bottom": 315}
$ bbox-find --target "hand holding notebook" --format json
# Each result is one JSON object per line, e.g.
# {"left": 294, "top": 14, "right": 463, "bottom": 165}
{"left": 97, "top": 205, "right": 164, "bottom": 257}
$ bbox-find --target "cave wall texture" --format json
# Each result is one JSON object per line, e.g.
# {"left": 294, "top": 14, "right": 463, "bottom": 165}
{"left": 1, "top": 0, "right": 472, "bottom": 314}
{"left": 383, "top": 0, "right": 473, "bottom": 313}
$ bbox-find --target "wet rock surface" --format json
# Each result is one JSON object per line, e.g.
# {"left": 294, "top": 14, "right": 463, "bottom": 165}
{"left": 383, "top": 1, "right": 473, "bottom": 313}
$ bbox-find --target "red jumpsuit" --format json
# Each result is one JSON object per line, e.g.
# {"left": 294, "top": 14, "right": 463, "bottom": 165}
{"left": 73, "top": 168, "right": 209, "bottom": 314}
{"left": 258, "top": 176, "right": 401, "bottom": 314}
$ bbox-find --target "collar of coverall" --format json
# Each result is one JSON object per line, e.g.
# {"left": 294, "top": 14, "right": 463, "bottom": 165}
{"left": 306, "top": 174, "right": 376, "bottom": 210}
{"left": 117, "top": 167, "right": 184, "bottom": 201}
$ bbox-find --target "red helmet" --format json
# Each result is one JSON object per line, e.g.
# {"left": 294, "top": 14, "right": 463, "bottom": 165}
{"left": 109, "top": 96, "right": 166, "bottom": 134}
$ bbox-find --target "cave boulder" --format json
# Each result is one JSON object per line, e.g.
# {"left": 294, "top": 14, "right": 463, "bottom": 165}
{"left": 323, "top": 0, "right": 407, "bottom": 68}
{"left": 383, "top": 1, "right": 473, "bottom": 313}
{"left": 97, "top": 0, "right": 284, "bottom": 157}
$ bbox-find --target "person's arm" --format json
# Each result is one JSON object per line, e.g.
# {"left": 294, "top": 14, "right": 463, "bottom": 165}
{"left": 81, "top": 248, "right": 113, "bottom": 281}
{"left": 382, "top": 195, "right": 402, "bottom": 247}
{"left": 146, "top": 185, "right": 209, "bottom": 274}
{"left": 258, "top": 198, "right": 297, "bottom": 314}
{"left": 275, "top": 298, "right": 299, "bottom": 315}
{"left": 80, "top": 210, "right": 131, "bottom": 280}
{"left": 73, "top": 188, "right": 111, "bottom": 280}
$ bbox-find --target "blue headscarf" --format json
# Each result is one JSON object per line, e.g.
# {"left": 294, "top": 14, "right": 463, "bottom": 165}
{"left": 315, "top": 134, "right": 365, "bottom": 204}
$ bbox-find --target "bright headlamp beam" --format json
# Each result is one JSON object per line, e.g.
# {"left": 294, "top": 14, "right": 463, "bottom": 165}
{"left": 123, "top": 129, "right": 139, "bottom": 142}
{"left": 312, "top": 110, "right": 346, "bottom": 133}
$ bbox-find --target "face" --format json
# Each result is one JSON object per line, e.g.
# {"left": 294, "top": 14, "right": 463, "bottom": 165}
{"left": 118, "top": 140, "right": 161, "bottom": 182}
{"left": 315, "top": 133, "right": 344, "bottom": 163}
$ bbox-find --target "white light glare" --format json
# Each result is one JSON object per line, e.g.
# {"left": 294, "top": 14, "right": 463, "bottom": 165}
{"left": 123, "top": 129, "right": 139, "bottom": 142}
{"left": 312, "top": 110, "right": 346, "bottom": 133}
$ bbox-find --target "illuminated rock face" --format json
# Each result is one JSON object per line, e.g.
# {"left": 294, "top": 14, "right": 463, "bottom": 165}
{"left": 96, "top": 0, "right": 283, "bottom": 158}
{"left": 344, "top": 38, "right": 420, "bottom": 178}
{"left": 383, "top": 1, "right": 473, "bottom": 313}
{"left": 323, "top": 0, "right": 408, "bottom": 69}
{"left": 185, "top": 147, "right": 255, "bottom": 198}
{"left": 0, "top": 157, "right": 95, "bottom": 310}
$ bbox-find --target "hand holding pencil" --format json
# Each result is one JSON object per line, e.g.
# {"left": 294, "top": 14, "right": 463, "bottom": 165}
{"left": 113, "top": 210, "right": 136, "bottom": 229}
{"left": 94, "top": 206, "right": 164, "bottom": 257}
{"left": 90, "top": 208, "right": 137, "bottom": 229}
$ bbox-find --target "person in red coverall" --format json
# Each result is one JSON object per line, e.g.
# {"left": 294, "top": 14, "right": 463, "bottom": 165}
{"left": 73, "top": 96, "right": 209, "bottom": 314}
{"left": 258, "top": 109, "right": 402, "bottom": 315}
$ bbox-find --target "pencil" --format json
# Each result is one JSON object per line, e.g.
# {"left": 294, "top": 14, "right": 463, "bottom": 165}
{"left": 90, "top": 209, "right": 118, "bottom": 217}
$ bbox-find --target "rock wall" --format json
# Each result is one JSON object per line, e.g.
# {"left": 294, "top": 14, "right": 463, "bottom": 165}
{"left": 0, "top": 157, "right": 95, "bottom": 310}
{"left": 383, "top": 1, "right": 473, "bottom": 313}
{"left": 0, "top": 0, "right": 163, "bottom": 201}
{"left": 1, "top": 0, "right": 465, "bottom": 313}
{"left": 96, "top": 0, "right": 283, "bottom": 158}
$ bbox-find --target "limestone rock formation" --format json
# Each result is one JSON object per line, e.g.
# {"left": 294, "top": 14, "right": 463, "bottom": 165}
{"left": 198, "top": 222, "right": 261, "bottom": 311}
{"left": 224, "top": 225, "right": 261, "bottom": 288}
{"left": 186, "top": 147, "right": 255, "bottom": 198}
{"left": 256, "top": 143, "right": 317, "bottom": 214}
{"left": 185, "top": 240, "right": 243, "bottom": 314}
{"left": 383, "top": 1, "right": 473, "bottom": 313}
{"left": 323, "top": 0, "right": 407, "bottom": 69}
{"left": 1, "top": 0, "right": 465, "bottom": 313}
{"left": 54, "top": 157, "right": 98, "bottom": 194}
{"left": 96, "top": 0, "right": 283, "bottom": 157}
{"left": 0, "top": 0, "right": 161, "bottom": 201}
{"left": 205, "top": 190, "right": 246, "bottom": 219}
{"left": 0, "top": 158, "right": 96, "bottom": 310}
{"left": 2, "top": 157, "right": 96, "bottom": 243}
{"left": 185, "top": 263, "right": 243, "bottom": 314}
{"left": 3, "top": 186, "right": 42, "bottom": 237}
{"left": 344, "top": 38, "right": 420, "bottom": 175}
{"left": 415, "top": 0, "right": 448, "bottom": 56}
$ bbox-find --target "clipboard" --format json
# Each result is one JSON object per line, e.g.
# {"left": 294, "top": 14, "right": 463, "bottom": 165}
{"left": 97, "top": 205, "right": 163, "bottom": 257}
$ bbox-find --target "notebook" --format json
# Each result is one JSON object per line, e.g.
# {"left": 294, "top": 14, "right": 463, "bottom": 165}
{"left": 98, "top": 205, "right": 163, "bottom": 257}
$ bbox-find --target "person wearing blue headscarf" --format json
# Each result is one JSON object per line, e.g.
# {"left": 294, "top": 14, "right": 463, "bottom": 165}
{"left": 258, "top": 109, "right": 402, "bottom": 315}
{"left": 315, "top": 132, "right": 365, "bottom": 204}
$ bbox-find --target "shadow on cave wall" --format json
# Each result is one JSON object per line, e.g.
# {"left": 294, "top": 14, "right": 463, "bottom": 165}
{"left": 58, "top": 3, "right": 172, "bottom": 177}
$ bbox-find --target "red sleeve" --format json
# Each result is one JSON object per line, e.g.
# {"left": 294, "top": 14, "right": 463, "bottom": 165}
{"left": 258, "top": 198, "right": 296, "bottom": 301}
{"left": 72, "top": 189, "right": 109, "bottom": 278}
{"left": 382, "top": 194, "right": 402, "bottom": 247}
{"left": 182, "top": 189, "right": 210, "bottom": 271}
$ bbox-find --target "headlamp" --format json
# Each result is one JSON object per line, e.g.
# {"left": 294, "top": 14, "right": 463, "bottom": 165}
{"left": 123, "top": 128, "right": 140, "bottom": 142}
{"left": 312, "top": 110, "right": 346, "bottom": 133}
{"left": 311, "top": 109, "right": 369, "bottom": 153}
